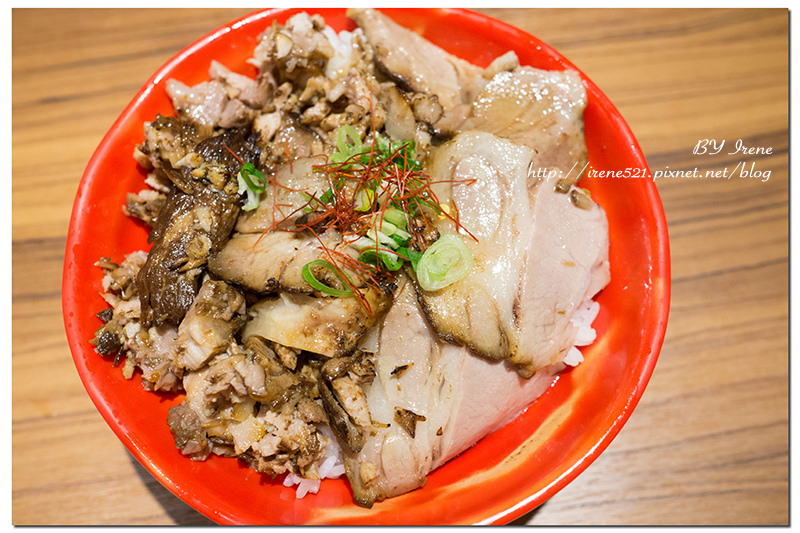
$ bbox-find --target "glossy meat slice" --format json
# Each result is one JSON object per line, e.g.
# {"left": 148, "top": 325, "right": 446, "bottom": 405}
{"left": 136, "top": 186, "right": 240, "bottom": 326}
{"left": 326, "top": 278, "right": 563, "bottom": 506}
{"left": 240, "top": 288, "right": 392, "bottom": 358}
{"left": 461, "top": 66, "right": 589, "bottom": 182}
{"left": 420, "top": 132, "right": 534, "bottom": 363}
{"left": 418, "top": 131, "right": 609, "bottom": 377}
{"left": 210, "top": 156, "right": 354, "bottom": 294}
{"left": 177, "top": 278, "right": 246, "bottom": 371}
{"left": 347, "top": 8, "right": 488, "bottom": 131}
{"left": 514, "top": 179, "right": 610, "bottom": 374}
{"left": 207, "top": 230, "right": 352, "bottom": 294}
{"left": 234, "top": 156, "right": 329, "bottom": 234}
{"left": 330, "top": 281, "right": 438, "bottom": 506}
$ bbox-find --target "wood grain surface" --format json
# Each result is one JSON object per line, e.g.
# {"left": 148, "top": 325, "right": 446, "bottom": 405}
{"left": 11, "top": 8, "right": 789, "bottom": 525}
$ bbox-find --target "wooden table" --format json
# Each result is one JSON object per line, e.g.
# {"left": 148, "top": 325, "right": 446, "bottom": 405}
{"left": 12, "top": 8, "right": 789, "bottom": 525}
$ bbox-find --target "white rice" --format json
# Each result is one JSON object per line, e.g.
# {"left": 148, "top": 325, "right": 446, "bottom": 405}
{"left": 322, "top": 26, "right": 358, "bottom": 79}
{"left": 563, "top": 300, "right": 601, "bottom": 366}
{"left": 283, "top": 425, "right": 345, "bottom": 498}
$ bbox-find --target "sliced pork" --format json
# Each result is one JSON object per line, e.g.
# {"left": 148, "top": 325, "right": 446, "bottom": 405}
{"left": 233, "top": 156, "right": 329, "bottom": 234}
{"left": 461, "top": 66, "right": 589, "bottom": 182}
{"left": 327, "top": 278, "right": 565, "bottom": 506}
{"left": 418, "top": 131, "right": 609, "bottom": 377}
{"left": 348, "top": 8, "right": 490, "bottom": 133}
{"left": 209, "top": 231, "right": 334, "bottom": 294}
{"left": 241, "top": 289, "right": 392, "bottom": 358}
{"left": 177, "top": 278, "right": 246, "bottom": 371}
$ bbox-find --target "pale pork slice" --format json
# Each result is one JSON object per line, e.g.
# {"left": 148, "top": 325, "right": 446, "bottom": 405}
{"left": 338, "top": 280, "right": 443, "bottom": 505}
{"left": 514, "top": 181, "right": 610, "bottom": 374}
{"left": 420, "top": 132, "right": 534, "bottom": 362}
{"left": 234, "top": 157, "right": 329, "bottom": 235}
{"left": 240, "top": 289, "right": 392, "bottom": 358}
{"left": 419, "top": 131, "right": 609, "bottom": 377}
{"left": 461, "top": 66, "right": 589, "bottom": 180}
{"left": 337, "top": 278, "right": 563, "bottom": 506}
{"left": 347, "top": 8, "right": 489, "bottom": 131}
{"left": 177, "top": 278, "right": 246, "bottom": 371}
{"left": 207, "top": 231, "right": 308, "bottom": 294}
{"left": 207, "top": 230, "right": 358, "bottom": 294}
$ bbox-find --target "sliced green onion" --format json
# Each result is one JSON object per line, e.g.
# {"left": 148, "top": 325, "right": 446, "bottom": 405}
{"left": 415, "top": 234, "right": 473, "bottom": 292}
{"left": 368, "top": 212, "right": 411, "bottom": 243}
{"left": 373, "top": 135, "right": 419, "bottom": 169}
{"left": 379, "top": 251, "right": 404, "bottom": 271}
{"left": 373, "top": 134, "right": 391, "bottom": 157}
{"left": 354, "top": 188, "right": 375, "bottom": 212}
{"left": 320, "top": 189, "right": 333, "bottom": 202}
{"left": 367, "top": 228, "right": 399, "bottom": 250}
{"left": 396, "top": 246, "right": 423, "bottom": 271}
{"left": 395, "top": 140, "right": 419, "bottom": 170}
{"left": 390, "top": 228, "right": 411, "bottom": 245}
{"left": 330, "top": 126, "right": 421, "bottom": 170}
{"left": 238, "top": 184, "right": 260, "bottom": 211}
{"left": 372, "top": 217, "right": 398, "bottom": 236}
{"left": 356, "top": 247, "right": 378, "bottom": 266}
{"left": 349, "top": 236, "right": 378, "bottom": 251}
{"left": 237, "top": 163, "right": 268, "bottom": 211}
{"left": 301, "top": 192, "right": 322, "bottom": 212}
{"left": 381, "top": 207, "right": 408, "bottom": 230}
{"left": 414, "top": 195, "right": 444, "bottom": 215}
{"left": 331, "top": 125, "right": 362, "bottom": 165}
{"left": 358, "top": 247, "right": 404, "bottom": 272}
{"left": 238, "top": 163, "right": 267, "bottom": 192}
{"left": 302, "top": 260, "right": 355, "bottom": 297}
{"left": 337, "top": 125, "right": 362, "bottom": 153}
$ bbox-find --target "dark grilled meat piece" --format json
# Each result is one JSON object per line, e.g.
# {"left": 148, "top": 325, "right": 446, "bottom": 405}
{"left": 167, "top": 403, "right": 212, "bottom": 460}
{"left": 347, "top": 8, "right": 486, "bottom": 134}
{"left": 161, "top": 127, "right": 260, "bottom": 196}
{"left": 141, "top": 114, "right": 205, "bottom": 169}
{"left": 125, "top": 189, "right": 166, "bottom": 227}
{"left": 137, "top": 187, "right": 240, "bottom": 326}
{"left": 319, "top": 352, "right": 376, "bottom": 455}
{"left": 137, "top": 127, "right": 261, "bottom": 326}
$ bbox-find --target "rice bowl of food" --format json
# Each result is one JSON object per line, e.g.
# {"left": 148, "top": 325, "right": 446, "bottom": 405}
{"left": 62, "top": 8, "right": 669, "bottom": 525}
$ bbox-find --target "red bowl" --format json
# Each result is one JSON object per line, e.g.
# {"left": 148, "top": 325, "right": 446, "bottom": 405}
{"left": 63, "top": 8, "right": 670, "bottom": 525}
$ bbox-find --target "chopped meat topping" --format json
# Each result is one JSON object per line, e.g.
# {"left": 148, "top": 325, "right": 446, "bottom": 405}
{"left": 91, "top": 9, "right": 607, "bottom": 507}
